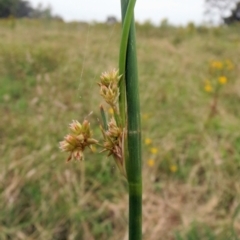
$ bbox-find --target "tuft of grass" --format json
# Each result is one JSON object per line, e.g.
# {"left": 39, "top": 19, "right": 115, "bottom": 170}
{"left": 175, "top": 223, "right": 240, "bottom": 240}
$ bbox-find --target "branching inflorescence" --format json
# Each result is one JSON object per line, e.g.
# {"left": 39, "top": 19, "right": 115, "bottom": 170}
{"left": 60, "top": 0, "right": 142, "bottom": 239}
{"left": 59, "top": 68, "right": 126, "bottom": 176}
{"left": 59, "top": 120, "right": 98, "bottom": 161}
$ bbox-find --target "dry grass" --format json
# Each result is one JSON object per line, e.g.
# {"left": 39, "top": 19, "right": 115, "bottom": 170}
{"left": 1, "top": 19, "right": 240, "bottom": 239}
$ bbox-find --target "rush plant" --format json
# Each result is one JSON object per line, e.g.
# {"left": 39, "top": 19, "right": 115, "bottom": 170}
{"left": 60, "top": 0, "right": 142, "bottom": 239}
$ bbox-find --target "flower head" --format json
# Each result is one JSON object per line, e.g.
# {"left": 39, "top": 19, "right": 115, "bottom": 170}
{"left": 204, "top": 80, "right": 213, "bottom": 92}
{"left": 101, "top": 118, "right": 126, "bottom": 176}
{"left": 147, "top": 159, "right": 155, "bottom": 167}
{"left": 99, "top": 69, "right": 121, "bottom": 107}
{"left": 210, "top": 60, "right": 223, "bottom": 70}
{"left": 145, "top": 138, "right": 152, "bottom": 145}
{"left": 150, "top": 147, "right": 158, "bottom": 154}
{"left": 100, "top": 84, "right": 119, "bottom": 106}
{"left": 102, "top": 118, "right": 122, "bottom": 156}
{"left": 59, "top": 120, "right": 98, "bottom": 161}
{"left": 218, "top": 76, "right": 227, "bottom": 85}
{"left": 69, "top": 120, "right": 82, "bottom": 134}
{"left": 100, "top": 68, "right": 121, "bottom": 87}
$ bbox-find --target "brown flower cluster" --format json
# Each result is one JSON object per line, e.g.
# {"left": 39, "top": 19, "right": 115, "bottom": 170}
{"left": 59, "top": 69, "right": 126, "bottom": 177}
{"left": 101, "top": 118, "right": 126, "bottom": 176}
{"left": 59, "top": 120, "right": 98, "bottom": 161}
{"left": 99, "top": 69, "right": 121, "bottom": 107}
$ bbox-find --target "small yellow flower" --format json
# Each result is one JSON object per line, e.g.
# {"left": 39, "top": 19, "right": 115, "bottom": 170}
{"left": 108, "top": 108, "right": 114, "bottom": 115}
{"left": 170, "top": 164, "right": 178, "bottom": 173}
{"left": 147, "top": 159, "right": 155, "bottom": 167}
{"left": 218, "top": 76, "right": 227, "bottom": 85}
{"left": 142, "top": 113, "right": 149, "bottom": 120}
{"left": 145, "top": 138, "right": 152, "bottom": 145}
{"left": 150, "top": 147, "right": 158, "bottom": 154}
{"left": 204, "top": 84, "right": 213, "bottom": 93}
{"left": 210, "top": 60, "right": 223, "bottom": 70}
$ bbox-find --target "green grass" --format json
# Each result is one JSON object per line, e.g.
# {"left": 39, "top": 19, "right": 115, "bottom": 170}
{"left": 175, "top": 222, "right": 240, "bottom": 240}
{"left": 0, "top": 19, "right": 240, "bottom": 239}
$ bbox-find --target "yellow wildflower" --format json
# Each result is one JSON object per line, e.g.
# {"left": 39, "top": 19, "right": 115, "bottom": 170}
{"left": 145, "top": 138, "right": 152, "bottom": 145}
{"left": 204, "top": 84, "right": 213, "bottom": 93}
{"left": 147, "top": 159, "right": 155, "bottom": 167}
{"left": 170, "top": 164, "right": 178, "bottom": 173}
{"left": 150, "top": 147, "right": 158, "bottom": 154}
{"left": 142, "top": 113, "right": 149, "bottom": 120}
{"left": 218, "top": 76, "right": 227, "bottom": 85}
{"left": 210, "top": 60, "right": 223, "bottom": 70}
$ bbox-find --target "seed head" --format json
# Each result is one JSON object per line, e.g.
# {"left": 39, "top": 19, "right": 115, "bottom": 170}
{"left": 59, "top": 120, "right": 98, "bottom": 161}
{"left": 99, "top": 69, "right": 121, "bottom": 107}
{"left": 100, "top": 68, "right": 121, "bottom": 87}
{"left": 100, "top": 85, "right": 119, "bottom": 106}
{"left": 69, "top": 120, "right": 82, "bottom": 134}
{"left": 101, "top": 118, "right": 126, "bottom": 176}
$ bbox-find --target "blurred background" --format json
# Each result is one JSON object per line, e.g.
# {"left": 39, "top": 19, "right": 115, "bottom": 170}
{"left": 1, "top": 0, "right": 240, "bottom": 25}
{"left": 1, "top": 0, "right": 240, "bottom": 239}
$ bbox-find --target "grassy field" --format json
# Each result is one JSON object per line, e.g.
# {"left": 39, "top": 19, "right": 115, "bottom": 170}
{"left": 0, "top": 19, "right": 240, "bottom": 240}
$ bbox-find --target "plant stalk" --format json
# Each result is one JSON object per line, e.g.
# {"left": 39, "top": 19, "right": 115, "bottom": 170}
{"left": 119, "top": 0, "right": 137, "bottom": 126}
{"left": 120, "top": 0, "right": 142, "bottom": 239}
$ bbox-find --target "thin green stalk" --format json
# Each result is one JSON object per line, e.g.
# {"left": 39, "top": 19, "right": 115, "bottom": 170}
{"left": 100, "top": 105, "right": 108, "bottom": 130}
{"left": 119, "top": 0, "right": 136, "bottom": 126}
{"left": 120, "top": 0, "right": 142, "bottom": 239}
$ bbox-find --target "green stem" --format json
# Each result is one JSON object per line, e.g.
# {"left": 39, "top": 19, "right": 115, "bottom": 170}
{"left": 120, "top": 0, "right": 142, "bottom": 239}
{"left": 100, "top": 105, "right": 108, "bottom": 131}
{"left": 119, "top": 0, "right": 136, "bottom": 126}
